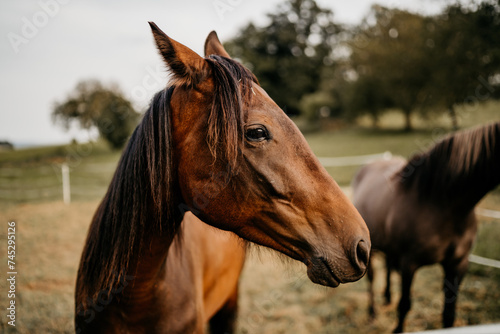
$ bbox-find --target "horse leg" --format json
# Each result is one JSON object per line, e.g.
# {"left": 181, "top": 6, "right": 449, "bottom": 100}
{"left": 442, "top": 258, "right": 468, "bottom": 328}
{"left": 208, "top": 285, "right": 239, "bottom": 334}
{"left": 384, "top": 256, "right": 392, "bottom": 305}
{"left": 367, "top": 257, "right": 375, "bottom": 318}
{"left": 393, "top": 265, "right": 416, "bottom": 333}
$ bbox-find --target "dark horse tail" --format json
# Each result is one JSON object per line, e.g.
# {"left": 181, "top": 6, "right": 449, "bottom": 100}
{"left": 399, "top": 121, "right": 500, "bottom": 212}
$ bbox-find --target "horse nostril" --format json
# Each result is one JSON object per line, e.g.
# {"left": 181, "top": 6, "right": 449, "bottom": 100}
{"left": 354, "top": 239, "right": 370, "bottom": 272}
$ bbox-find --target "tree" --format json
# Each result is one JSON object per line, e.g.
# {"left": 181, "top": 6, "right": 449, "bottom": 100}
{"left": 345, "top": 6, "right": 434, "bottom": 131}
{"left": 52, "top": 80, "right": 140, "bottom": 149}
{"left": 341, "top": 73, "right": 393, "bottom": 127}
{"left": 423, "top": 1, "right": 500, "bottom": 129}
{"left": 224, "top": 0, "right": 341, "bottom": 115}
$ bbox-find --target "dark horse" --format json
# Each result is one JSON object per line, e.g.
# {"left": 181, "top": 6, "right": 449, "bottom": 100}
{"left": 75, "top": 23, "right": 371, "bottom": 333}
{"left": 352, "top": 121, "right": 500, "bottom": 333}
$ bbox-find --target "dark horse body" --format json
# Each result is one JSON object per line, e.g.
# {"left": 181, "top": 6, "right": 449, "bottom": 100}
{"left": 75, "top": 23, "right": 370, "bottom": 333}
{"left": 353, "top": 121, "right": 500, "bottom": 333}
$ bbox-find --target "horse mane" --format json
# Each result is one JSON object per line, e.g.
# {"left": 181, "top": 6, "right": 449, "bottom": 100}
{"left": 398, "top": 121, "right": 500, "bottom": 210}
{"left": 76, "top": 87, "right": 177, "bottom": 304}
{"left": 77, "top": 55, "right": 257, "bottom": 304}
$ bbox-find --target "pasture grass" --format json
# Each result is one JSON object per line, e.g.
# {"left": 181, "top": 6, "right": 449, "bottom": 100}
{"left": 0, "top": 201, "right": 95, "bottom": 333}
{"left": 1, "top": 200, "right": 498, "bottom": 333}
{"left": 237, "top": 251, "right": 500, "bottom": 334}
{"left": 0, "top": 100, "right": 499, "bottom": 332}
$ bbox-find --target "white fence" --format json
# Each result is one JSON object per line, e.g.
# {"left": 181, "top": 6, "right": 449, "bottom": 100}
{"left": 0, "top": 161, "right": 116, "bottom": 203}
{"left": 469, "top": 254, "right": 500, "bottom": 269}
{"left": 318, "top": 151, "right": 393, "bottom": 167}
{"left": 1, "top": 151, "right": 499, "bottom": 269}
{"left": 410, "top": 323, "right": 500, "bottom": 334}
{"left": 476, "top": 208, "right": 500, "bottom": 219}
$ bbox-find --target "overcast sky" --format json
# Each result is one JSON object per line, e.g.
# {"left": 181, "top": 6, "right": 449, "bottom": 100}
{"left": 0, "top": 0, "right": 453, "bottom": 146}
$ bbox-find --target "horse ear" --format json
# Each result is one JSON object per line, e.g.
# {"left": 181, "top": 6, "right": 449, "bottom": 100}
{"left": 204, "top": 31, "right": 231, "bottom": 58}
{"left": 149, "top": 22, "right": 210, "bottom": 87}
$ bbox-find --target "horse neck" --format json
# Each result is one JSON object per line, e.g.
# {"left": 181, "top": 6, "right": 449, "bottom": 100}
{"left": 404, "top": 122, "right": 500, "bottom": 213}
{"left": 449, "top": 124, "right": 500, "bottom": 212}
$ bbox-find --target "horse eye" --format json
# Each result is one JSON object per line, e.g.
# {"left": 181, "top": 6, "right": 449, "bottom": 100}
{"left": 245, "top": 126, "right": 269, "bottom": 142}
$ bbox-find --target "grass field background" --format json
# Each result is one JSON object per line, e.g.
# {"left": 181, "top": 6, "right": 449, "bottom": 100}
{"left": 0, "top": 102, "right": 499, "bottom": 333}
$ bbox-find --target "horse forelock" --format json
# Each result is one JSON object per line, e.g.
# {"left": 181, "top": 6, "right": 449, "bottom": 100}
{"left": 205, "top": 55, "right": 257, "bottom": 171}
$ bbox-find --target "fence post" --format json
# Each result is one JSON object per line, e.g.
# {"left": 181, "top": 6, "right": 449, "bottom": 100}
{"left": 62, "top": 163, "right": 71, "bottom": 204}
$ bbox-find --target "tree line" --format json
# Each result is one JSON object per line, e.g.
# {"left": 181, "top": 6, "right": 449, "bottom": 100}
{"left": 53, "top": 0, "right": 500, "bottom": 149}
{"left": 224, "top": 0, "right": 500, "bottom": 130}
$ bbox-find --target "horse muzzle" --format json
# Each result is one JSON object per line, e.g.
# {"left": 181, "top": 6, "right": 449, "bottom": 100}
{"left": 305, "top": 238, "right": 370, "bottom": 287}
{"left": 305, "top": 256, "right": 341, "bottom": 287}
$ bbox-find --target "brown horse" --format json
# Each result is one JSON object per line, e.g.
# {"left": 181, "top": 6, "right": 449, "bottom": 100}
{"left": 75, "top": 23, "right": 371, "bottom": 333}
{"left": 352, "top": 121, "right": 500, "bottom": 333}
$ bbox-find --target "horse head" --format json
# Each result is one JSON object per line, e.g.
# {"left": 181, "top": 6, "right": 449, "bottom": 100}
{"left": 150, "top": 22, "right": 370, "bottom": 286}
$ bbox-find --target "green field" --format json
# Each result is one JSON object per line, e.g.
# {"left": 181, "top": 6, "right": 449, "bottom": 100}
{"left": 0, "top": 102, "right": 499, "bottom": 333}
